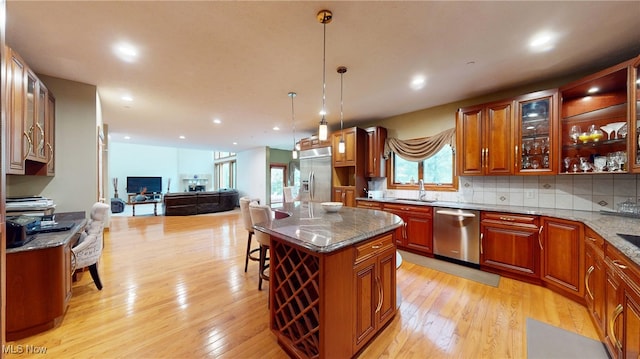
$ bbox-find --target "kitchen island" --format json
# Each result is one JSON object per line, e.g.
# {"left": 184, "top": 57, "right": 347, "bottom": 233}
{"left": 254, "top": 202, "right": 403, "bottom": 359}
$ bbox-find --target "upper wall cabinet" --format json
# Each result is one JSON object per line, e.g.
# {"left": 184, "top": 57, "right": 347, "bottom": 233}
{"left": 514, "top": 89, "right": 559, "bottom": 175}
{"left": 456, "top": 99, "right": 513, "bottom": 175}
{"left": 365, "top": 126, "right": 387, "bottom": 178}
{"left": 559, "top": 58, "right": 634, "bottom": 174}
{"left": 5, "top": 46, "right": 55, "bottom": 176}
{"left": 631, "top": 56, "right": 640, "bottom": 173}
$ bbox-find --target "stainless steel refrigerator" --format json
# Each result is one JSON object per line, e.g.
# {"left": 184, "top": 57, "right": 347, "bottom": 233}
{"left": 299, "top": 147, "right": 332, "bottom": 203}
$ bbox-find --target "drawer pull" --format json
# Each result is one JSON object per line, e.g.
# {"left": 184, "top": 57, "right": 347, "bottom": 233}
{"left": 585, "top": 265, "right": 594, "bottom": 300}
{"left": 586, "top": 236, "right": 597, "bottom": 242}
{"left": 612, "top": 260, "right": 628, "bottom": 270}
{"left": 609, "top": 304, "right": 623, "bottom": 351}
{"left": 372, "top": 244, "right": 381, "bottom": 249}
{"left": 499, "top": 216, "right": 515, "bottom": 221}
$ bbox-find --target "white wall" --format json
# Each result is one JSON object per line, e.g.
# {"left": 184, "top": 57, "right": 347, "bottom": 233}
{"left": 7, "top": 76, "right": 98, "bottom": 214}
{"left": 236, "top": 147, "right": 268, "bottom": 203}
{"left": 108, "top": 142, "right": 216, "bottom": 197}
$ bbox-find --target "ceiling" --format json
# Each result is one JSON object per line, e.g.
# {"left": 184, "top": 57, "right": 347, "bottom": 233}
{"left": 6, "top": 1, "right": 640, "bottom": 153}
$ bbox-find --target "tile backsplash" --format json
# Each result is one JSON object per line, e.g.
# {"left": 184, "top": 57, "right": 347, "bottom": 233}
{"left": 377, "top": 174, "right": 640, "bottom": 212}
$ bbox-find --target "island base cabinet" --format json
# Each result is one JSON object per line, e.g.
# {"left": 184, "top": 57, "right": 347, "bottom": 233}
{"left": 269, "top": 232, "right": 397, "bottom": 359}
{"left": 584, "top": 228, "right": 606, "bottom": 338}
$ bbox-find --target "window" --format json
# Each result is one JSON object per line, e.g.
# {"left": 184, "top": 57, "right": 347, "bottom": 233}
{"left": 214, "top": 152, "right": 236, "bottom": 190}
{"left": 388, "top": 144, "right": 457, "bottom": 191}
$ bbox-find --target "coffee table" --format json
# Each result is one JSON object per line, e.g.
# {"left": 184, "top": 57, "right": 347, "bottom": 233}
{"left": 128, "top": 200, "right": 159, "bottom": 216}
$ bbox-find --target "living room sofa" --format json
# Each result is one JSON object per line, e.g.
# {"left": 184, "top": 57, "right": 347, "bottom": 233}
{"left": 163, "top": 189, "right": 239, "bottom": 216}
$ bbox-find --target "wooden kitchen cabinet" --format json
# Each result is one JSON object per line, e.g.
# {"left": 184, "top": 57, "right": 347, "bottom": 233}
{"left": 353, "top": 234, "right": 396, "bottom": 353}
{"left": 631, "top": 56, "right": 640, "bottom": 173}
{"left": 480, "top": 212, "right": 540, "bottom": 282}
{"left": 604, "top": 243, "right": 640, "bottom": 359}
{"left": 365, "top": 126, "right": 387, "bottom": 178}
{"left": 585, "top": 227, "right": 606, "bottom": 338}
{"left": 333, "top": 186, "right": 357, "bottom": 207}
{"left": 513, "top": 89, "right": 559, "bottom": 175}
{"left": 559, "top": 57, "right": 633, "bottom": 174}
{"left": 541, "top": 217, "right": 584, "bottom": 301}
{"left": 383, "top": 203, "right": 432, "bottom": 255}
{"left": 332, "top": 127, "right": 359, "bottom": 167}
{"left": 456, "top": 99, "right": 513, "bottom": 175}
{"left": 6, "top": 46, "right": 27, "bottom": 175}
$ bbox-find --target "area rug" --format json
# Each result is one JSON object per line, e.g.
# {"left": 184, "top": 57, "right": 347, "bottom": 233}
{"left": 398, "top": 250, "right": 500, "bottom": 287}
{"left": 527, "top": 318, "right": 608, "bottom": 359}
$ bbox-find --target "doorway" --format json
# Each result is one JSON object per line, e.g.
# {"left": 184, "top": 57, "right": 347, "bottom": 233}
{"left": 270, "top": 164, "right": 287, "bottom": 204}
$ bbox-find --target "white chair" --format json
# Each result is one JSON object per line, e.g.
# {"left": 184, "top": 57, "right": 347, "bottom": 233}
{"left": 72, "top": 202, "right": 110, "bottom": 290}
{"left": 249, "top": 202, "right": 272, "bottom": 291}
{"left": 239, "top": 197, "right": 260, "bottom": 272}
{"left": 283, "top": 186, "right": 296, "bottom": 203}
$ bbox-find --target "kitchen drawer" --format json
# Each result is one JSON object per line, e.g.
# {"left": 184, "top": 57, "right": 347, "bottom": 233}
{"left": 606, "top": 244, "right": 640, "bottom": 290}
{"left": 356, "top": 200, "right": 382, "bottom": 210}
{"left": 482, "top": 212, "right": 538, "bottom": 228}
{"left": 585, "top": 226, "right": 605, "bottom": 251}
{"left": 383, "top": 203, "right": 433, "bottom": 216}
{"left": 354, "top": 233, "right": 394, "bottom": 265}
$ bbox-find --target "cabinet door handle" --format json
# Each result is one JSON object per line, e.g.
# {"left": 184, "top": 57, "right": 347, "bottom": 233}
{"left": 609, "top": 303, "right": 623, "bottom": 351}
{"left": 612, "top": 260, "right": 628, "bottom": 270}
{"left": 47, "top": 143, "right": 54, "bottom": 165}
{"left": 375, "top": 275, "right": 383, "bottom": 313}
{"left": 480, "top": 232, "right": 484, "bottom": 255}
{"left": 538, "top": 225, "right": 543, "bottom": 250}
{"left": 70, "top": 250, "right": 78, "bottom": 275}
{"left": 585, "top": 265, "right": 594, "bottom": 300}
{"left": 22, "top": 131, "right": 32, "bottom": 160}
{"left": 514, "top": 145, "right": 519, "bottom": 171}
{"left": 403, "top": 223, "right": 407, "bottom": 240}
{"left": 36, "top": 122, "right": 45, "bottom": 153}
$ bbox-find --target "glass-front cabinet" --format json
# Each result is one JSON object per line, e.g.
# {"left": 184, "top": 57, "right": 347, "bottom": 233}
{"left": 632, "top": 56, "right": 640, "bottom": 172}
{"left": 514, "top": 89, "right": 558, "bottom": 174}
{"left": 559, "top": 59, "right": 633, "bottom": 174}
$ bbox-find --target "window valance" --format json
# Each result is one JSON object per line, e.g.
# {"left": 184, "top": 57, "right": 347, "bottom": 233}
{"left": 383, "top": 127, "right": 456, "bottom": 162}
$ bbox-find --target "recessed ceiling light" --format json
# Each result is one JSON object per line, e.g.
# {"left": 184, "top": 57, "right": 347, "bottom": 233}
{"left": 410, "top": 75, "right": 426, "bottom": 90}
{"left": 529, "top": 31, "right": 556, "bottom": 52}
{"left": 213, "top": 118, "right": 222, "bottom": 124}
{"left": 113, "top": 42, "right": 138, "bottom": 63}
{"left": 587, "top": 87, "right": 599, "bottom": 94}
{"left": 273, "top": 126, "right": 280, "bottom": 131}
{"left": 121, "top": 95, "right": 133, "bottom": 102}
{"left": 124, "top": 136, "right": 131, "bottom": 140}
{"left": 179, "top": 135, "right": 185, "bottom": 140}
{"left": 232, "top": 142, "right": 238, "bottom": 145}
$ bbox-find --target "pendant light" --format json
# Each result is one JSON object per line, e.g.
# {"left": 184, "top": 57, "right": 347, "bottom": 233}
{"left": 288, "top": 92, "right": 298, "bottom": 159}
{"left": 337, "top": 66, "right": 347, "bottom": 154}
{"left": 317, "top": 10, "right": 332, "bottom": 141}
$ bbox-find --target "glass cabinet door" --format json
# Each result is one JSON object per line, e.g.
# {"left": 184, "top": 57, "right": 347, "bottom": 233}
{"left": 559, "top": 62, "right": 630, "bottom": 174}
{"left": 25, "top": 70, "right": 37, "bottom": 158}
{"left": 633, "top": 57, "right": 640, "bottom": 172}
{"left": 36, "top": 84, "right": 47, "bottom": 159}
{"left": 515, "top": 89, "right": 558, "bottom": 174}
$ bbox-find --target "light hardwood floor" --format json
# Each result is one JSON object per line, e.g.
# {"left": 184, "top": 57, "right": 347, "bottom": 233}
{"left": 6, "top": 209, "right": 599, "bottom": 358}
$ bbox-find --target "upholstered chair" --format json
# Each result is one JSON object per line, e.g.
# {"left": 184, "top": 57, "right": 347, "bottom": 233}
{"left": 249, "top": 202, "right": 272, "bottom": 291}
{"left": 72, "top": 202, "right": 110, "bottom": 290}
{"left": 239, "top": 197, "right": 260, "bottom": 272}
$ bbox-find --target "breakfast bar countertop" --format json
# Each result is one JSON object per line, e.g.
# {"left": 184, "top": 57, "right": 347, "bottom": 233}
{"left": 254, "top": 201, "right": 403, "bottom": 253}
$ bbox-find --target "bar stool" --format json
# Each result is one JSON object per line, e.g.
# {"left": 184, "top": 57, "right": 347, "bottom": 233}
{"left": 249, "top": 202, "right": 272, "bottom": 291}
{"left": 239, "top": 197, "right": 260, "bottom": 272}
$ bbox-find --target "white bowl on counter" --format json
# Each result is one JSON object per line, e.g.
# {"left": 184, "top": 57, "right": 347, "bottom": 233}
{"left": 321, "top": 202, "right": 343, "bottom": 213}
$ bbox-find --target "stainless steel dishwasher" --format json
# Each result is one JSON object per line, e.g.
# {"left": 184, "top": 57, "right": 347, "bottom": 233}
{"left": 433, "top": 207, "right": 480, "bottom": 265}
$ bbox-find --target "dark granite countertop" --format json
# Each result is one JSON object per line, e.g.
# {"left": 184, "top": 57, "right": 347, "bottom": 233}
{"left": 254, "top": 202, "right": 403, "bottom": 253}
{"left": 357, "top": 197, "right": 640, "bottom": 266}
{"left": 7, "top": 212, "right": 87, "bottom": 253}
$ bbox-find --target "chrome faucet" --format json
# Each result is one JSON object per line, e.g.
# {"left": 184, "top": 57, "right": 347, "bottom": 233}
{"left": 418, "top": 179, "right": 426, "bottom": 201}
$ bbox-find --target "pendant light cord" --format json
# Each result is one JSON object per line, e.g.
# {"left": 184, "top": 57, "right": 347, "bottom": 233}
{"left": 321, "top": 22, "right": 327, "bottom": 121}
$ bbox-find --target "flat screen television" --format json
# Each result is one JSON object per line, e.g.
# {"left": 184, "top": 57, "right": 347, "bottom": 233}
{"left": 126, "top": 176, "right": 162, "bottom": 194}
